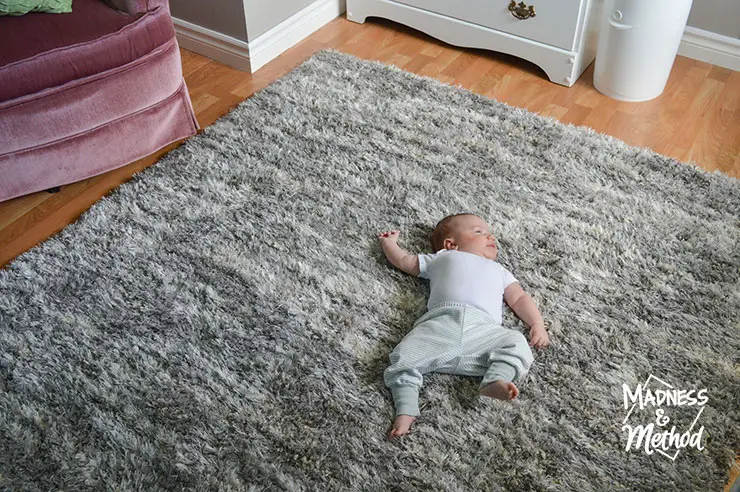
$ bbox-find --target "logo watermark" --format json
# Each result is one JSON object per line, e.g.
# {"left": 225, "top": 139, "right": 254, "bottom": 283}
{"left": 621, "top": 374, "right": 708, "bottom": 460}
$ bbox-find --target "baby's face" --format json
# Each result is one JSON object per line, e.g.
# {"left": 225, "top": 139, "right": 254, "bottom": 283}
{"left": 445, "top": 215, "right": 498, "bottom": 260}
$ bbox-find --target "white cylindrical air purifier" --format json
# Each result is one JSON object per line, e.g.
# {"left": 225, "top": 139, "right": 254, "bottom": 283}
{"left": 593, "top": 0, "right": 694, "bottom": 102}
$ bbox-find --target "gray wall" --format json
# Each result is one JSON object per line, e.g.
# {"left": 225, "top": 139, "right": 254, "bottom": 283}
{"left": 170, "top": 0, "right": 248, "bottom": 42}
{"left": 170, "top": 0, "right": 317, "bottom": 43}
{"left": 243, "top": 0, "right": 316, "bottom": 41}
{"left": 687, "top": 0, "right": 740, "bottom": 38}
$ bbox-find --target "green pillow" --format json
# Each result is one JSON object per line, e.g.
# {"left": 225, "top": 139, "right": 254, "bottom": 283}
{"left": 0, "top": 0, "right": 73, "bottom": 15}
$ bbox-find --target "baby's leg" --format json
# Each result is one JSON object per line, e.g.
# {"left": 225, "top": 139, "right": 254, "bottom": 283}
{"left": 478, "top": 329, "right": 533, "bottom": 400}
{"left": 480, "top": 379, "right": 520, "bottom": 400}
{"left": 389, "top": 415, "right": 416, "bottom": 439}
{"left": 384, "top": 367, "right": 430, "bottom": 438}
{"left": 479, "top": 356, "right": 521, "bottom": 401}
{"left": 384, "top": 367, "right": 421, "bottom": 439}
{"left": 384, "top": 315, "right": 461, "bottom": 438}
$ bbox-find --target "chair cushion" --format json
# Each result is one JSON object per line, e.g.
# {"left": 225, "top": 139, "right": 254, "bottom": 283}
{"left": 0, "top": 76, "right": 198, "bottom": 202}
{"left": 0, "top": 0, "right": 174, "bottom": 102}
{"left": 0, "top": 37, "right": 185, "bottom": 153}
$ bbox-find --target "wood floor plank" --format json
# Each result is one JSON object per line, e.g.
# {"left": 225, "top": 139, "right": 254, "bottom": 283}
{"left": 560, "top": 103, "right": 592, "bottom": 126}
{"left": 675, "top": 78, "right": 726, "bottom": 164}
{"left": 441, "top": 50, "right": 479, "bottom": 80}
{"left": 574, "top": 85, "right": 605, "bottom": 110}
{"left": 180, "top": 48, "right": 210, "bottom": 77}
{"left": 456, "top": 53, "right": 505, "bottom": 92}
{"left": 416, "top": 47, "right": 463, "bottom": 79}
{"left": 540, "top": 104, "right": 569, "bottom": 121}
{"left": 689, "top": 102, "right": 739, "bottom": 174}
{"left": 0, "top": 192, "right": 52, "bottom": 231}
{"left": 469, "top": 62, "right": 508, "bottom": 96}
{"left": 719, "top": 70, "right": 740, "bottom": 112}
{"left": 403, "top": 53, "right": 434, "bottom": 74}
{"left": 485, "top": 70, "right": 523, "bottom": 103}
{"left": 580, "top": 97, "right": 618, "bottom": 134}
{"left": 708, "top": 65, "right": 733, "bottom": 83}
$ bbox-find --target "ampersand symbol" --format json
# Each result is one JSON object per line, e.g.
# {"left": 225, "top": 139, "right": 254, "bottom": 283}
{"left": 655, "top": 409, "right": 670, "bottom": 426}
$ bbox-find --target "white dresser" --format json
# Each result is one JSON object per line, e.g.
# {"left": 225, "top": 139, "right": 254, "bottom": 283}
{"left": 346, "top": 0, "right": 605, "bottom": 87}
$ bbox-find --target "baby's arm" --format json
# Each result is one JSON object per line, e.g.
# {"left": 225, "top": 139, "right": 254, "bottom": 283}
{"left": 377, "top": 230, "right": 420, "bottom": 276}
{"left": 504, "top": 283, "right": 550, "bottom": 348}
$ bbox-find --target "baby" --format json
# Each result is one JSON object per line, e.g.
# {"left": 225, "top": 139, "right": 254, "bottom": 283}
{"left": 378, "top": 213, "right": 550, "bottom": 439}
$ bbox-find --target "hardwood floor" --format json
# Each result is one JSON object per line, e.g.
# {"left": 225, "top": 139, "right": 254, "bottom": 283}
{"left": 0, "top": 16, "right": 738, "bottom": 489}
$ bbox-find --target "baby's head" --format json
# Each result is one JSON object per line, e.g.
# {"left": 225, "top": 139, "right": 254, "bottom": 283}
{"left": 431, "top": 213, "right": 498, "bottom": 260}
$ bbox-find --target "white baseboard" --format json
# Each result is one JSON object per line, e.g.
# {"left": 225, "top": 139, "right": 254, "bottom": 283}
{"left": 249, "top": 0, "right": 347, "bottom": 72}
{"left": 173, "top": 17, "right": 251, "bottom": 72}
{"left": 679, "top": 26, "right": 740, "bottom": 72}
{"left": 172, "top": 0, "right": 346, "bottom": 74}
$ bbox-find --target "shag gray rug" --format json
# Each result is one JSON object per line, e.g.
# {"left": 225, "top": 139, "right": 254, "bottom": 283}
{"left": 1, "top": 50, "right": 739, "bottom": 491}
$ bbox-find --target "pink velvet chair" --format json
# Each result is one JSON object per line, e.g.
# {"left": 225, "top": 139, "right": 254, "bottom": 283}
{"left": 0, "top": 0, "right": 199, "bottom": 202}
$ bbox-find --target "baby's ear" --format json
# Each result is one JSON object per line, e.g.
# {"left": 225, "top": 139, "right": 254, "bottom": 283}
{"left": 443, "top": 238, "right": 457, "bottom": 250}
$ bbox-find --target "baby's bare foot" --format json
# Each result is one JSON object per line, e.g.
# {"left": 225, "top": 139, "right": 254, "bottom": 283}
{"left": 480, "top": 380, "right": 519, "bottom": 401}
{"left": 388, "top": 415, "right": 416, "bottom": 439}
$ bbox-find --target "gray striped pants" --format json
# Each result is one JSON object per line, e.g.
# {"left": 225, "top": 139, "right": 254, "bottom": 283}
{"left": 384, "top": 302, "right": 534, "bottom": 417}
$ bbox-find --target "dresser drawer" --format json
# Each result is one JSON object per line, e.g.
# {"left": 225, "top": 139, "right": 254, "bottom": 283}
{"left": 393, "top": 0, "right": 584, "bottom": 51}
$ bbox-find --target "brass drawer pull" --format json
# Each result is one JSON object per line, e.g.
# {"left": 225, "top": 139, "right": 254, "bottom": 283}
{"left": 509, "top": 1, "right": 536, "bottom": 19}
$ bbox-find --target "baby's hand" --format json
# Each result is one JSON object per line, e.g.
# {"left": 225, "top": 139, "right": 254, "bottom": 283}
{"left": 377, "top": 230, "right": 400, "bottom": 243}
{"left": 529, "top": 324, "right": 550, "bottom": 348}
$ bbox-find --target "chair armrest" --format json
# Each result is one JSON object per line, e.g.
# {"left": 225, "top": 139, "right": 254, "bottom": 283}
{"left": 103, "top": 0, "right": 169, "bottom": 15}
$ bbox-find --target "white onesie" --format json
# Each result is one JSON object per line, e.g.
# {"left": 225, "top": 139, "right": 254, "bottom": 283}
{"left": 417, "top": 249, "right": 518, "bottom": 324}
